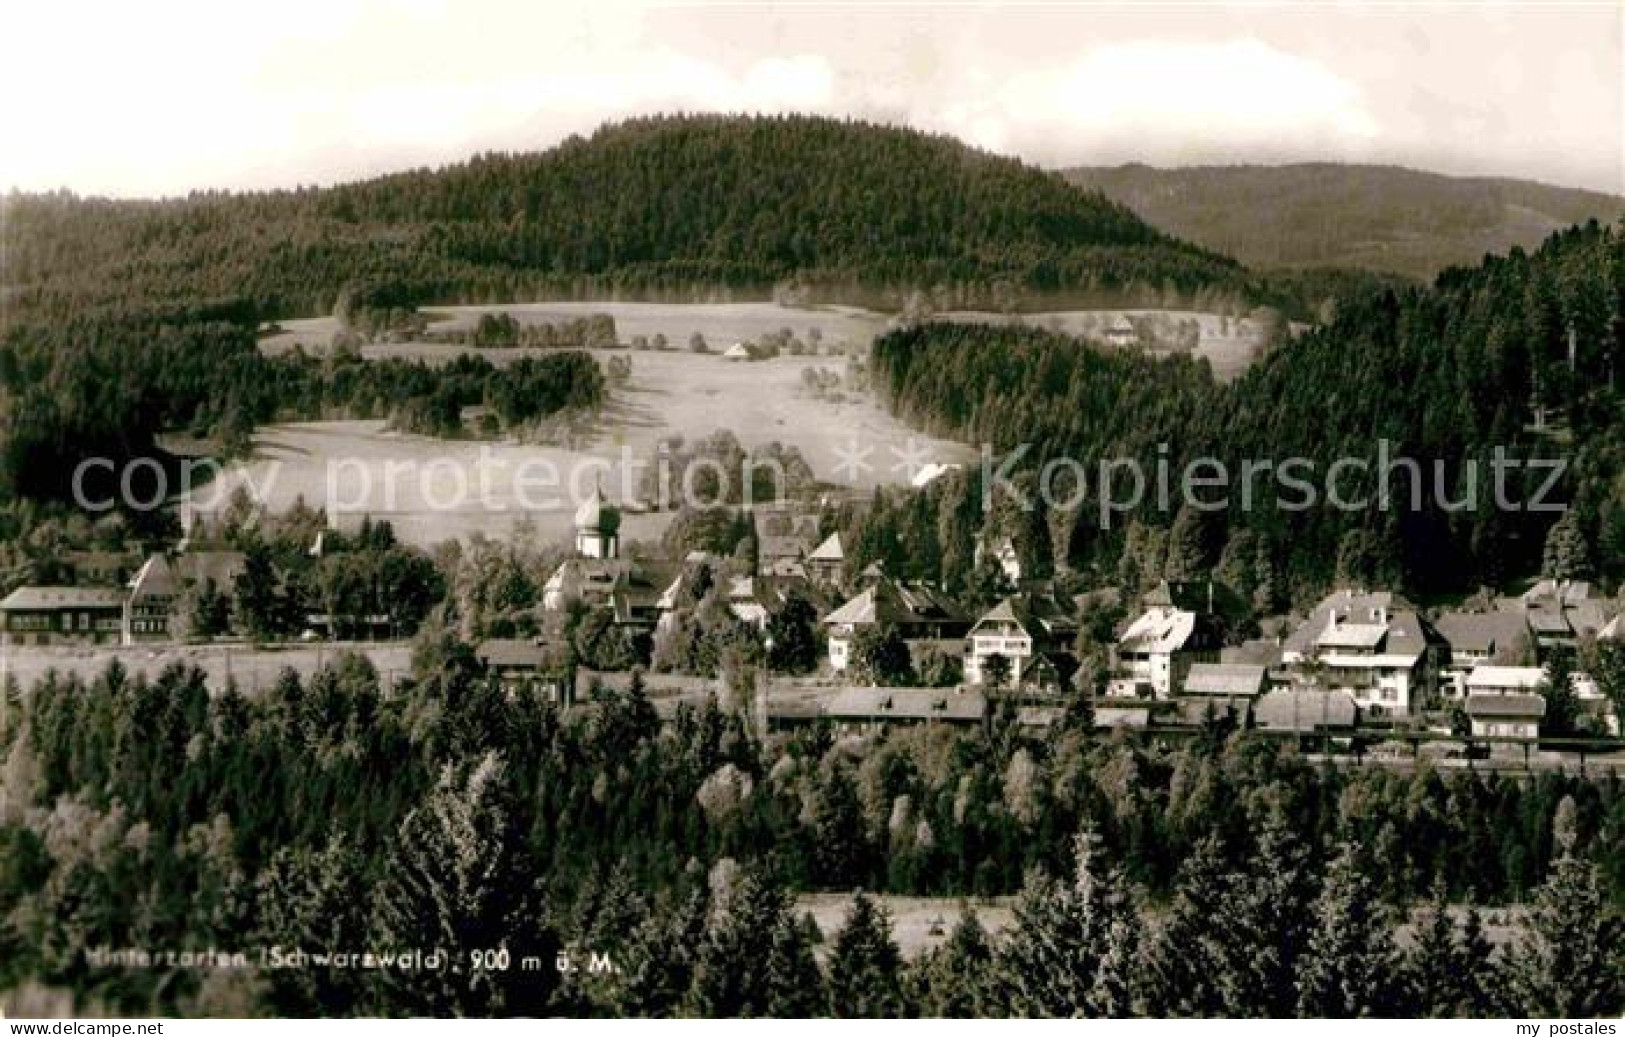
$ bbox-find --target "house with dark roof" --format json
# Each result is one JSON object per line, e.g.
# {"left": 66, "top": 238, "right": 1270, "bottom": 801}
{"left": 823, "top": 686, "right": 986, "bottom": 733}
{"left": 125, "top": 550, "right": 247, "bottom": 643}
{"left": 1464, "top": 692, "right": 1545, "bottom": 743}
{"left": 0, "top": 586, "right": 126, "bottom": 646}
{"left": 752, "top": 507, "right": 823, "bottom": 579}
{"left": 63, "top": 549, "right": 142, "bottom": 587}
{"left": 965, "top": 592, "right": 1079, "bottom": 690}
{"left": 475, "top": 638, "right": 573, "bottom": 704}
{"left": 1254, "top": 688, "right": 1360, "bottom": 735}
{"left": 1434, "top": 609, "right": 1532, "bottom": 696}
{"left": 542, "top": 555, "right": 680, "bottom": 633}
{"left": 1498, "top": 579, "right": 1611, "bottom": 654}
{"left": 822, "top": 579, "right": 967, "bottom": 673}
{"left": 1183, "top": 662, "right": 1268, "bottom": 699}
{"left": 1281, "top": 589, "right": 1446, "bottom": 717}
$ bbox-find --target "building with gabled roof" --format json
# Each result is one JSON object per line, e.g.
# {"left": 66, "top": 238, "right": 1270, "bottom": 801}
{"left": 1435, "top": 609, "right": 1532, "bottom": 695}
{"left": 1254, "top": 688, "right": 1359, "bottom": 734}
{"left": 542, "top": 555, "right": 679, "bottom": 633}
{"left": 1109, "top": 587, "right": 1224, "bottom": 699}
{"left": 475, "top": 637, "right": 573, "bottom": 704}
{"left": 1464, "top": 665, "right": 1546, "bottom": 696}
{"left": 125, "top": 550, "right": 247, "bottom": 643}
{"left": 822, "top": 579, "right": 967, "bottom": 673}
{"left": 1280, "top": 589, "right": 1445, "bottom": 717}
{"left": 1183, "top": 662, "right": 1268, "bottom": 699}
{"left": 805, "top": 532, "right": 845, "bottom": 584}
{"left": 0, "top": 586, "right": 126, "bottom": 646}
{"left": 823, "top": 686, "right": 986, "bottom": 732}
{"left": 1465, "top": 692, "right": 1545, "bottom": 743}
{"left": 965, "top": 592, "right": 1079, "bottom": 690}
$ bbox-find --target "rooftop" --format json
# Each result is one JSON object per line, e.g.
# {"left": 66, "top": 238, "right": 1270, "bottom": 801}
{"left": 1183, "top": 662, "right": 1268, "bottom": 697}
{"left": 1254, "top": 689, "right": 1359, "bottom": 731}
{"left": 0, "top": 586, "right": 126, "bottom": 610}
{"left": 1465, "top": 693, "right": 1547, "bottom": 718}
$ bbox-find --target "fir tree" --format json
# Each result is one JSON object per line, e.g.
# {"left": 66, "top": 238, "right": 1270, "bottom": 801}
{"left": 826, "top": 891, "right": 908, "bottom": 1017}
{"left": 1506, "top": 847, "right": 1624, "bottom": 1016}
{"left": 996, "top": 825, "right": 1138, "bottom": 1017}
{"left": 907, "top": 910, "right": 995, "bottom": 1017}
{"left": 1541, "top": 510, "right": 1593, "bottom": 581}
{"left": 1295, "top": 842, "right": 1403, "bottom": 1018}
{"left": 371, "top": 753, "right": 558, "bottom": 1017}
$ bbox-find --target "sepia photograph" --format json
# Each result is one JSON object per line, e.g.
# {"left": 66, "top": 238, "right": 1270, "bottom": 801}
{"left": 0, "top": 0, "right": 1622, "bottom": 1025}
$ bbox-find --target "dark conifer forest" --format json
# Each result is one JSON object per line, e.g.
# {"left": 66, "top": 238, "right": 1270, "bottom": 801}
{"left": 865, "top": 220, "right": 1625, "bottom": 600}
{"left": 2, "top": 115, "right": 1266, "bottom": 322}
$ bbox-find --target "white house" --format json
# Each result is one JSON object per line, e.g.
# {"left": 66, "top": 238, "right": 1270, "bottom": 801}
{"left": 965, "top": 593, "right": 1077, "bottom": 690}
{"left": 1463, "top": 665, "right": 1546, "bottom": 697}
{"left": 1281, "top": 590, "right": 1444, "bottom": 717}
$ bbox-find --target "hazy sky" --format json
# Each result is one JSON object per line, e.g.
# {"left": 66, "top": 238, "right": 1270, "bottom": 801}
{"left": 4, "top": 1, "right": 1621, "bottom": 197}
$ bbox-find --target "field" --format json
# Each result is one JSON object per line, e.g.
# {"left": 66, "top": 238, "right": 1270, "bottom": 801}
{"left": 796, "top": 892, "right": 1015, "bottom": 960}
{"left": 200, "top": 346, "right": 975, "bottom": 548}
{"left": 233, "top": 300, "right": 1266, "bottom": 549}
{"left": 261, "top": 300, "right": 891, "bottom": 357}
{"left": 0, "top": 641, "right": 413, "bottom": 699}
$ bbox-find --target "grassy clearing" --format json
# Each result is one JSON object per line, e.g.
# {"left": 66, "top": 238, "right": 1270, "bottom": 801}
{"left": 194, "top": 348, "right": 974, "bottom": 548}
{"left": 796, "top": 892, "right": 1015, "bottom": 960}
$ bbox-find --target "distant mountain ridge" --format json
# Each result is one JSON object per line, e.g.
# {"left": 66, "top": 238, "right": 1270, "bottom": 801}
{"left": 1063, "top": 162, "right": 1623, "bottom": 280}
{"left": 1, "top": 115, "right": 1261, "bottom": 323}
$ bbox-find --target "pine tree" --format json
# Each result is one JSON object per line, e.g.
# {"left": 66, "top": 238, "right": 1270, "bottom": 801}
{"left": 1165, "top": 505, "right": 1215, "bottom": 581}
{"left": 1506, "top": 848, "right": 1624, "bottom": 1016}
{"left": 1141, "top": 833, "right": 1235, "bottom": 1016}
{"left": 616, "top": 886, "right": 709, "bottom": 1017}
{"left": 811, "top": 764, "right": 871, "bottom": 889}
{"left": 995, "top": 825, "right": 1138, "bottom": 1017}
{"left": 1401, "top": 880, "right": 1494, "bottom": 1018}
{"left": 1295, "top": 842, "right": 1403, "bottom": 1018}
{"left": 1542, "top": 510, "right": 1593, "bottom": 581}
{"left": 255, "top": 834, "right": 370, "bottom": 1015}
{"left": 371, "top": 753, "right": 558, "bottom": 1016}
{"left": 826, "top": 891, "right": 908, "bottom": 1017}
{"left": 907, "top": 910, "right": 995, "bottom": 1017}
{"left": 1213, "top": 814, "right": 1317, "bottom": 1017}
{"left": 687, "top": 868, "right": 825, "bottom": 1018}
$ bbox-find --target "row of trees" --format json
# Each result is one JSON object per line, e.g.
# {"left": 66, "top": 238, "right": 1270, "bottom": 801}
{"left": 2, "top": 641, "right": 1620, "bottom": 1015}
{"left": 0, "top": 304, "right": 605, "bottom": 504}
{"left": 860, "top": 220, "right": 1625, "bottom": 604}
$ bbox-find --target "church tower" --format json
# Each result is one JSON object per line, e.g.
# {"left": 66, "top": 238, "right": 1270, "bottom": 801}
{"left": 573, "top": 481, "right": 621, "bottom": 559}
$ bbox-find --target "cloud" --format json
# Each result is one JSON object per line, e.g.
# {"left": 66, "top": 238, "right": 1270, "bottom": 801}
{"left": 928, "top": 39, "right": 1380, "bottom": 165}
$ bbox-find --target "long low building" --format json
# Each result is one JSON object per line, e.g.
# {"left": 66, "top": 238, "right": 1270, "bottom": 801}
{"left": 0, "top": 586, "right": 127, "bottom": 646}
{"left": 824, "top": 686, "right": 986, "bottom": 732}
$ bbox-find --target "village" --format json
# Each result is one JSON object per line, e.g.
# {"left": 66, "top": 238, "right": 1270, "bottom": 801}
{"left": 6, "top": 478, "right": 1622, "bottom": 773}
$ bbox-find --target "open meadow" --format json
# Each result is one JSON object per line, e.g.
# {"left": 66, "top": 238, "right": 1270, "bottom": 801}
{"left": 231, "top": 300, "right": 1269, "bottom": 549}
{"left": 196, "top": 346, "right": 976, "bottom": 548}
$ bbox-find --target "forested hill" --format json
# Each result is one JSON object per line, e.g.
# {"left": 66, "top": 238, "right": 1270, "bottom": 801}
{"left": 1, "top": 115, "right": 1261, "bottom": 322}
{"left": 1064, "top": 163, "right": 1623, "bottom": 281}
{"left": 864, "top": 220, "right": 1625, "bottom": 600}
